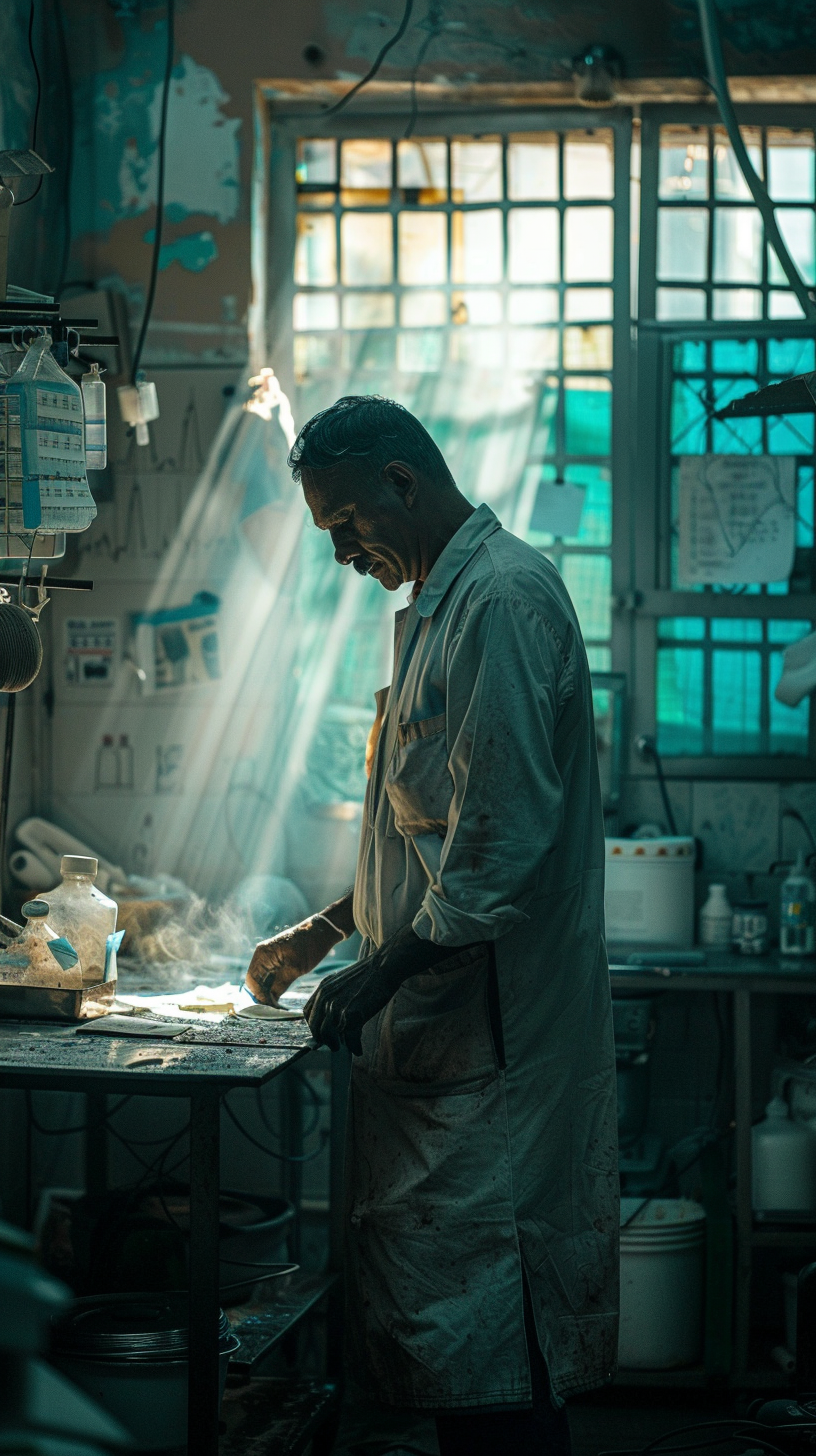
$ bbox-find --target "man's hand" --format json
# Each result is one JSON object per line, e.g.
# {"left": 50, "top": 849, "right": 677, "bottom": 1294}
{"left": 245, "top": 919, "right": 337, "bottom": 1006}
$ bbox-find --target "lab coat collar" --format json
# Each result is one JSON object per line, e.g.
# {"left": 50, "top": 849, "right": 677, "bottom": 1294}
{"left": 414, "top": 504, "right": 501, "bottom": 618}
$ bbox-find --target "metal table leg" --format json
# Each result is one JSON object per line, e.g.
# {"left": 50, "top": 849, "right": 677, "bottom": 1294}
{"left": 85, "top": 1093, "right": 108, "bottom": 1199}
{"left": 327, "top": 1048, "right": 351, "bottom": 1378}
{"left": 733, "top": 987, "right": 752, "bottom": 1382}
{"left": 188, "top": 1089, "right": 221, "bottom": 1455}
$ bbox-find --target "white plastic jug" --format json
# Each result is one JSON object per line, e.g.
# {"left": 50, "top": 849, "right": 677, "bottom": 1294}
{"left": 752, "top": 1096, "right": 816, "bottom": 1213}
{"left": 44, "top": 856, "right": 117, "bottom": 985}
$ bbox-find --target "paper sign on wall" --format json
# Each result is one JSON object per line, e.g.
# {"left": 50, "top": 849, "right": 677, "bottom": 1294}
{"left": 65, "top": 618, "right": 118, "bottom": 685}
{"left": 677, "top": 455, "right": 796, "bottom": 586}
{"left": 133, "top": 592, "right": 221, "bottom": 694}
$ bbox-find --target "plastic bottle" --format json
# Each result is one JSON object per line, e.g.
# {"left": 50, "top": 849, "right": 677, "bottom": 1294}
{"left": 43, "top": 856, "right": 118, "bottom": 985}
{"left": 0, "top": 899, "right": 81, "bottom": 988}
{"left": 81, "top": 363, "right": 107, "bottom": 470}
{"left": 780, "top": 851, "right": 816, "bottom": 957}
{"left": 752, "top": 1095, "right": 816, "bottom": 1213}
{"left": 699, "top": 883, "right": 732, "bottom": 947}
{"left": 96, "top": 735, "right": 117, "bottom": 789}
{"left": 117, "top": 735, "right": 134, "bottom": 790}
{"left": 4, "top": 332, "right": 97, "bottom": 532}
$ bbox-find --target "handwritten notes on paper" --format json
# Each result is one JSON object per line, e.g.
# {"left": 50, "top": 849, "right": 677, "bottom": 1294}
{"left": 677, "top": 455, "right": 797, "bottom": 587}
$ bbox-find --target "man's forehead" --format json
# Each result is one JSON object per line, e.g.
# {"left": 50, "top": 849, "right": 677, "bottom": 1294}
{"left": 302, "top": 464, "right": 368, "bottom": 521}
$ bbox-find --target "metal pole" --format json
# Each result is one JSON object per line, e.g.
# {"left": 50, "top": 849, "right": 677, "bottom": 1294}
{"left": 187, "top": 1089, "right": 221, "bottom": 1456}
{"left": 733, "top": 987, "right": 752, "bottom": 1381}
{"left": 84, "top": 1093, "right": 107, "bottom": 1200}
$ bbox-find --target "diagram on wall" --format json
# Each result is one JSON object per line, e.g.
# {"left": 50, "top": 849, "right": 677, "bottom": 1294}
{"left": 64, "top": 618, "right": 119, "bottom": 685}
{"left": 677, "top": 454, "right": 797, "bottom": 586}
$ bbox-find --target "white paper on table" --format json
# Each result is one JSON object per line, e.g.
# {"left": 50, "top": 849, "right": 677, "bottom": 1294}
{"left": 529, "top": 477, "right": 586, "bottom": 538}
{"left": 774, "top": 629, "right": 816, "bottom": 707}
{"left": 677, "top": 455, "right": 797, "bottom": 586}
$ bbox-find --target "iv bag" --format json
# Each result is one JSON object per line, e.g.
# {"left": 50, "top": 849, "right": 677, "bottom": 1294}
{"left": 2, "top": 333, "right": 97, "bottom": 533}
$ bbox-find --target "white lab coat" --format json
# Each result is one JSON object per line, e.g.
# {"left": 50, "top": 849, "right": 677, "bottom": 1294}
{"left": 348, "top": 504, "right": 618, "bottom": 1409}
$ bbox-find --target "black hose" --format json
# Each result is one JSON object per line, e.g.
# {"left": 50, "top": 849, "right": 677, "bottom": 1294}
{"left": 635, "top": 735, "right": 678, "bottom": 836}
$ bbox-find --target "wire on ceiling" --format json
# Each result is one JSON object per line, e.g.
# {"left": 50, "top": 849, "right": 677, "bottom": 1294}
{"left": 130, "top": 0, "right": 176, "bottom": 382}
{"left": 696, "top": 0, "right": 816, "bottom": 322}
{"left": 15, "top": 0, "right": 44, "bottom": 207}
{"left": 321, "top": 0, "right": 414, "bottom": 118}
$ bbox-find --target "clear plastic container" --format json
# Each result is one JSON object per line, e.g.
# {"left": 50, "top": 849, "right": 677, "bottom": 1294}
{"left": 81, "top": 363, "right": 107, "bottom": 470}
{"left": 44, "top": 856, "right": 118, "bottom": 985}
{"left": 780, "top": 851, "right": 816, "bottom": 957}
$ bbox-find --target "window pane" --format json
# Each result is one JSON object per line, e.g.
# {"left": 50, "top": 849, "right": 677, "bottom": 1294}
{"left": 769, "top": 210, "right": 816, "bottom": 286}
{"left": 770, "top": 652, "right": 810, "bottom": 754}
{"left": 342, "top": 332, "right": 395, "bottom": 372}
{"left": 451, "top": 290, "right": 502, "bottom": 326}
{"left": 296, "top": 138, "right": 336, "bottom": 185}
{"left": 451, "top": 209, "right": 503, "bottom": 283}
{"left": 530, "top": 381, "right": 559, "bottom": 456}
{"left": 712, "top": 288, "right": 762, "bottom": 319}
{"left": 508, "top": 208, "right": 559, "bottom": 283}
{"left": 713, "top": 127, "right": 763, "bottom": 199}
{"left": 340, "top": 138, "right": 391, "bottom": 199}
{"left": 657, "top": 288, "right": 707, "bottom": 320}
{"left": 768, "top": 338, "right": 816, "bottom": 374}
{"left": 400, "top": 290, "right": 446, "bottom": 327}
{"left": 564, "top": 206, "right": 613, "bottom": 281}
{"left": 565, "top": 287, "right": 613, "bottom": 320}
{"left": 508, "top": 133, "right": 558, "bottom": 200}
{"left": 767, "top": 129, "right": 815, "bottom": 202}
{"left": 508, "top": 328, "right": 559, "bottom": 371}
{"left": 564, "top": 463, "right": 612, "bottom": 545}
{"left": 398, "top": 211, "right": 446, "bottom": 284}
{"left": 397, "top": 139, "right": 447, "bottom": 200}
{"left": 657, "top": 208, "right": 709, "bottom": 281}
{"left": 659, "top": 127, "right": 709, "bottom": 200}
{"left": 397, "top": 331, "right": 444, "bottom": 372}
{"left": 657, "top": 647, "right": 704, "bottom": 754}
{"left": 710, "top": 619, "right": 762, "bottom": 641}
{"left": 798, "top": 466, "right": 814, "bottom": 547}
{"left": 768, "top": 620, "right": 812, "bottom": 643}
{"left": 341, "top": 213, "right": 393, "bottom": 285}
{"left": 675, "top": 341, "right": 707, "bottom": 372}
{"left": 563, "top": 325, "right": 613, "bottom": 370}
{"left": 293, "top": 292, "right": 339, "bottom": 330}
{"left": 658, "top": 617, "right": 705, "bottom": 640}
{"left": 564, "top": 130, "right": 614, "bottom": 199}
{"left": 564, "top": 376, "right": 612, "bottom": 454}
{"left": 449, "top": 329, "right": 505, "bottom": 368}
{"left": 342, "top": 292, "right": 395, "bottom": 329}
{"left": 711, "top": 650, "right": 761, "bottom": 753}
{"left": 294, "top": 333, "right": 340, "bottom": 379}
{"left": 713, "top": 208, "right": 762, "bottom": 282}
{"left": 767, "top": 408, "right": 814, "bottom": 455}
{"left": 712, "top": 339, "right": 758, "bottom": 372}
{"left": 561, "top": 553, "right": 611, "bottom": 640}
{"left": 671, "top": 379, "right": 708, "bottom": 454}
{"left": 295, "top": 213, "right": 337, "bottom": 285}
{"left": 451, "top": 139, "right": 502, "bottom": 201}
{"left": 508, "top": 289, "right": 559, "bottom": 324}
{"left": 711, "top": 378, "right": 761, "bottom": 452}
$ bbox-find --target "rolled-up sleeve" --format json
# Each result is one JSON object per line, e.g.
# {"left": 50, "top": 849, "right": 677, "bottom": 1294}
{"left": 412, "top": 588, "right": 572, "bottom": 947}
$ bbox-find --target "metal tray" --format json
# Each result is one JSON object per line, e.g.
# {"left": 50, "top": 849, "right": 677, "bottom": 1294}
{"left": 0, "top": 980, "right": 116, "bottom": 1021}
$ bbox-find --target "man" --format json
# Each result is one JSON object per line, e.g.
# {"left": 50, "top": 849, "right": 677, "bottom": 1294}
{"left": 246, "top": 396, "right": 618, "bottom": 1455}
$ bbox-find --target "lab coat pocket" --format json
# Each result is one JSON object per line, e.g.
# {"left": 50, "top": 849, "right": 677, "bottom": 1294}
{"left": 385, "top": 713, "right": 452, "bottom": 838}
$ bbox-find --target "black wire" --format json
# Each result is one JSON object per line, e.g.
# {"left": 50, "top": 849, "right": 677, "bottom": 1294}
{"left": 54, "top": 0, "right": 74, "bottom": 297}
{"left": 322, "top": 0, "right": 414, "bottom": 117}
{"left": 25, "top": 1090, "right": 131, "bottom": 1137}
{"left": 15, "top": 0, "right": 44, "bottom": 207}
{"left": 599, "top": 1419, "right": 807, "bottom": 1456}
{"left": 404, "top": 8, "right": 443, "bottom": 140}
{"left": 130, "top": 0, "right": 175, "bottom": 381}
{"left": 222, "top": 1094, "right": 329, "bottom": 1163}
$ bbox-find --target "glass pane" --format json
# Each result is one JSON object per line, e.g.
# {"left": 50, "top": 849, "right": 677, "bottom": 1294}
{"left": 713, "top": 127, "right": 763, "bottom": 199}
{"left": 530, "top": 380, "right": 559, "bottom": 457}
{"left": 400, "top": 290, "right": 447, "bottom": 326}
{"left": 564, "top": 377, "right": 612, "bottom": 454}
{"left": 768, "top": 338, "right": 816, "bottom": 374}
{"left": 712, "top": 288, "right": 762, "bottom": 319}
{"left": 657, "top": 647, "right": 704, "bottom": 754}
{"left": 712, "top": 339, "right": 758, "bottom": 372}
{"left": 658, "top": 617, "right": 705, "bottom": 640}
{"left": 768, "top": 620, "right": 812, "bottom": 643}
{"left": 451, "top": 290, "right": 502, "bottom": 326}
{"left": 710, "top": 619, "right": 762, "bottom": 641}
{"left": 565, "top": 287, "right": 613, "bottom": 321}
{"left": 767, "top": 129, "right": 815, "bottom": 202}
{"left": 398, "top": 211, "right": 446, "bottom": 284}
{"left": 769, "top": 210, "right": 816, "bottom": 286}
{"left": 508, "top": 328, "right": 559, "bottom": 371}
{"left": 449, "top": 329, "right": 505, "bottom": 368}
{"left": 342, "top": 292, "right": 395, "bottom": 329}
{"left": 712, "top": 650, "right": 761, "bottom": 753}
{"left": 397, "top": 139, "right": 447, "bottom": 201}
{"left": 508, "top": 208, "right": 559, "bottom": 283}
{"left": 564, "top": 130, "right": 614, "bottom": 199}
{"left": 770, "top": 651, "right": 810, "bottom": 754}
{"left": 298, "top": 191, "right": 337, "bottom": 210}
{"left": 563, "top": 325, "right": 612, "bottom": 370}
{"left": 671, "top": 379, "right": 709, "bottom": 454}
{"left": 563, "top": 463, "right": 611, "bottom": 545}
{"left": 713, "top": 208, "right": 762, "bottom": 282}
{"left": 767, "top": 408, "right": 814, "bottom": 455}
{"left": 294, "top": 213, "right": 337, "bottom": 285}
{"left": 769, "top": 291, "right": 805, "bottom": 319}
{"left": 674, "top": 341, "right": 707, "bottom": 372}
{"left": 711, "top": 378, "right": 761, "bottom": 452}
{"left": 508, "top": 289, "right": 559, "bottom": 324}
{"left": 798, "top": 466, "right": 814, "bottom": 547}
{"left": 293, "top": 292, "right": 339, "bottom": 330}
{"left": 397, "top": 331, "right": 444, "bottom": 372}
{"left": 296, "top": 139, "right": 336, "bottom": 185}
{"left": 657, "top": 288, "right": 707, "bottom": 319}
{"left": 561, "top": 554, "right": 611, "bottom": 640}
{"left": 587, "top": 646, "right": 612, "bottom": 671}
{"left": 508, "top": 134, "right": 558, "bottom": 200}
{"left": 451, "top": 209, "right": 503, "bottom": 283}
{"left": 564, "top": 206, "right": 613, "bottom": 281}
{"left": 659, "top": 127, "right": 708, "bottom": 200}
{"left": 451, "top": 139, "right": 502, "bottom": 202}
{"left": 657, "top": 208, "right": 709, "bottom": 281}
{"left": 340, "top": 138, "right": 391, "bottom": 200}
{"left": 342, "top": 332, "right": 395, "bottom": 372}
{"left": 294, "top": 333, "right": 340, "bottom": 380}
{"left": 341, "top": 213, "right": 393, "bottom": 285}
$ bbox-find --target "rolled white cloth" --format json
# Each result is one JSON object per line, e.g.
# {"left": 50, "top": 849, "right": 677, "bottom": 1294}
{"left": 774, "top": 629, "right": 816, "bottom": 707}
{"left": 9, "top": 849, "right": 58, "bottom": 892}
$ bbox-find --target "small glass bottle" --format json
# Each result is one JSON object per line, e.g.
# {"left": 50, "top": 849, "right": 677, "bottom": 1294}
{"left": 81, "top": 362, "right": 107, "bottom": 470}
{"left": 699, "top": 883, "right": 732, "bottom": 947}
{"left": 781, "top": 851, "right": 816, "bottom": 957}
{"left": 43, "top": 856, "right": 118, "bottom": 985}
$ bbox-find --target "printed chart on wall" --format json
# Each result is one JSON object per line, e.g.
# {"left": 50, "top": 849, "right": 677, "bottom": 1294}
{"left": 64, "top": 618, "right": 119, "bottom": 685}
{"left": 677, "top": 455, "right": 797, "bottom": 586}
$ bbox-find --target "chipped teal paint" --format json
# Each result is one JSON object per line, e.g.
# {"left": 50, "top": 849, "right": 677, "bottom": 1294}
{"left": 142, "top": 228, "right": 219, "bottom": 272}
{"left": 71, "top": 15, "right": 240, "bottom": 238}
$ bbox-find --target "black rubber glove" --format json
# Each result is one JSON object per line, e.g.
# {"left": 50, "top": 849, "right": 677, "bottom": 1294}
{"left": 303, "top": 923, "right": 484, "bottom": 1055}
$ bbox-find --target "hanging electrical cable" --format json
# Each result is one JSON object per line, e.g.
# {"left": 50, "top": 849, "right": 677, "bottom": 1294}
{"left": 696, "top": 0, "right": 816, "bottom": 322}
{"left": 130, "top": 0, "right": 175, "bottom": 381}
{"left": 321, "top": 0, "right": 414, "bottom": 117}
{"left": 15, "top": 0, "right": 44, "bottom": 207}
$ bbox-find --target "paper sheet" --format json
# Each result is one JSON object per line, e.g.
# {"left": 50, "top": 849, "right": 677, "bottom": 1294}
{"left": 677, "top": 455, "right": 796, "bottom": 586}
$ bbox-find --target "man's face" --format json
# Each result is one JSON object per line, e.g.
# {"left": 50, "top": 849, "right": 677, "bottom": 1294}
{"left": 301, "top": 463, "right": 418, "bottom": 592}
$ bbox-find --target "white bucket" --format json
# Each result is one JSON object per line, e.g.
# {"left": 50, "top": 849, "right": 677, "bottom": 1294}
{"left": 618, "top": 1198, "right": 706, "bottom": 1369}
{"left": 605, "top": 838, "right": 695, "bottom": 947}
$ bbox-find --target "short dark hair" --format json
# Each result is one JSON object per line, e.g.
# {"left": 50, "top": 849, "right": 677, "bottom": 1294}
{"left": 288, "top": 395, "right": 456, "bottom": 489}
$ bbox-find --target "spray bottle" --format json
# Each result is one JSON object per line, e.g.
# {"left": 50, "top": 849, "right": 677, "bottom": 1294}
{"left": 781, "top": 851, "right": 816, "bottom": 957}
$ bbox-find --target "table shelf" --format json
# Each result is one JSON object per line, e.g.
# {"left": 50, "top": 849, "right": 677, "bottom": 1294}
{"left": 227, "top": 1273, "right": 338, "bottom": 1373}
{"left": 219, "top": 1376, "right": 340, "bottom": 1456}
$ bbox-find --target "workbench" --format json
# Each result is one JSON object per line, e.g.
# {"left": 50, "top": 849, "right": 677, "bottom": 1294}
{"left": 0, "top": 1013, "right": 342, "bottom": 1455}
{"left": 610, "top": 952, "right": 816, "bottom": 1388}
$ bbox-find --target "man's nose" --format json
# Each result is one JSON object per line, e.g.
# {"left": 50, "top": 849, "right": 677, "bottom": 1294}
{"left": 330, "top": 525, "right": 356, "bottom": 565}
